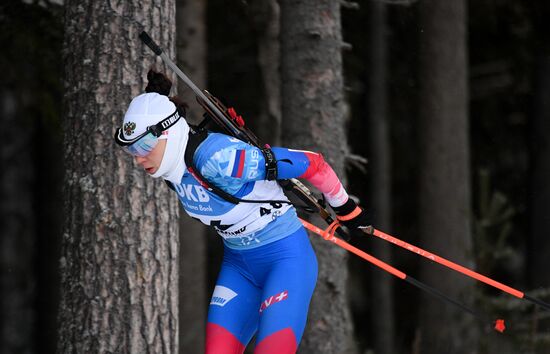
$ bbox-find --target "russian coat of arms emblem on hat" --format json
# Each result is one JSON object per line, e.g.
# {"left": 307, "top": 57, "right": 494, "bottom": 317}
{"left": 124, "top": 122, "right": 136, "bottom": 136}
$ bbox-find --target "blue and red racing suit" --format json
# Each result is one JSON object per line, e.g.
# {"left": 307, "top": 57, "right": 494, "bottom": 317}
{"left": 171, "top": 132, "right": 350, "bottom": 353}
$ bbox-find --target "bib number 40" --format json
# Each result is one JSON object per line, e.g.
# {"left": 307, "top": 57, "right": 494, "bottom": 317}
{"left": 259, "top": 202, "right": 283, "bottom": 218}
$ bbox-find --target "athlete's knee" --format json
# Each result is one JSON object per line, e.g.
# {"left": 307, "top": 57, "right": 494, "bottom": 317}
{"left": 254, "top": 328, "right": 298, "bottom": 354}
{"left": 206, "top": 322, "right": 246, "bottom": 354}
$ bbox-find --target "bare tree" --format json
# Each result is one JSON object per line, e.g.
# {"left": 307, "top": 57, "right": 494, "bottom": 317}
{"left": 529, "top": 67, "right": 550, "bottom": 283}
{"left": 1, "top": 2, "right": 63, "bottom": 353}
{"left": 1, "top": 90, "right": 35, "bottom": 354}
{"left": 417, "top": 0, "right": 477, "bottom": 352}
{"left": 58, "top": 1, "right": 180, "bottom": 352}
{"left": 248, "top": 0, "right": 282, "bottom": 145}
{"left": 176, "top": 0, "right": 208, "bottom": 352}
{"left": 366, "top": 2, "right": 396, "bottom": 354}
{"left": 528, "top": 2, "right": 550, "bottom": 290}
{"left": 280, "top": 1, "right": 355, "bottom": 352}
{"left": 177, "top": 0, "right": 208, "bottom": 125}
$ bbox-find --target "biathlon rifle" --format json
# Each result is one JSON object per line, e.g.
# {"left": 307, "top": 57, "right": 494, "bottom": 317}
{"left": 138, "top": 31, "right": 345, "bottom": 236}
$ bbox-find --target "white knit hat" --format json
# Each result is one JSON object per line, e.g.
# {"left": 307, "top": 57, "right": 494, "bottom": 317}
{"left": 122, "top": 92, "right": 177, "bottom": 140}
{"left": 121, "top": 92, "right": 190, "bottom": 183}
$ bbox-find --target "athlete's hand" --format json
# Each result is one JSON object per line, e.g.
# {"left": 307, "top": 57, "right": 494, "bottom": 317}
{"left": 331, "top": 198, "right": 372, "bottom": 237}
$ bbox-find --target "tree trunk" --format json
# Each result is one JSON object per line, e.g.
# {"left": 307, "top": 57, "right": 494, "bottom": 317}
{"left": 1, "top": 3, "right": 63, "bottom": 353}
{"left": 417, "top": 0, "right": 476, "bottom": 352}
{"left": 280, "top": 1, "right": 355, "bottom": 353}
{"left": 176, "top": 0, "right": 208, "bottom": 352}
{"left": 367, "top": 2, "right": 395, "bottom": 354}
{"left": 176, "top": 0, "right": 208, "bottom": 125}
{"left": 248, "top": 0, "right": 282, "bottom": 145}
{"left": 58, "top": 1, "right": 180, "bottom": 353}
{"left": 0, "top": 90, "right": 36, "bottom": 354}
{"left": 528, "top": 0, "right": 550, "bottom": 289}
{"left": 529, "top": 55, "right": 550, "bottom": 287}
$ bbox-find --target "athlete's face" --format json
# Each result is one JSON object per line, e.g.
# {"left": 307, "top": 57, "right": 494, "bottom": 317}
{"left": 134, "top": 139, "right": 167, "bottom": 174}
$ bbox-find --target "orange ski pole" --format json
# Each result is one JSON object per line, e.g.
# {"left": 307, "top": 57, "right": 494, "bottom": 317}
{"left": 299, "top": 218, "right": 507, "bottom": 333}
{"left": 365, "top": 227, "right": 550, "bottom": 312}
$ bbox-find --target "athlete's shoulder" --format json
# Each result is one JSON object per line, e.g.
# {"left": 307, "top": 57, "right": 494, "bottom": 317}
{"left": 206, "top": 132, "right": 244, "bottom": 146}
{"left": 195, "top": 133, "right": 246, "bottom": 162}
{"left": 192, "top": 132, "right": 254, "bottom": 187}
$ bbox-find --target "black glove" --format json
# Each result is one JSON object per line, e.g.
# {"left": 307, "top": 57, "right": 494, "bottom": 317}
{"left": 331, "top": 198, "right": 372, "bottom": 236}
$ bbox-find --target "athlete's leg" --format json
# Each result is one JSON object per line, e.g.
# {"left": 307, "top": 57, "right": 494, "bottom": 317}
{"left": 253, "top": 228, "right": 318, "bottom": 354}
{"left": 206, "top": 260, "right": 262, "bottom": 354}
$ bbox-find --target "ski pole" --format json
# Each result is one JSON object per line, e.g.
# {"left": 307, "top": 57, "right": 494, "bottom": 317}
{"left": 363, "top": 227, "right": 550, "bottom": 313}
{"left": 299, "top": 218, "right": 507, "bottom": 333}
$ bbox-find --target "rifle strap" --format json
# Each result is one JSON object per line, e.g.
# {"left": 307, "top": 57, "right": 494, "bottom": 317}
{"left": 178, "top": 126, "right": 290, "bottom": 206}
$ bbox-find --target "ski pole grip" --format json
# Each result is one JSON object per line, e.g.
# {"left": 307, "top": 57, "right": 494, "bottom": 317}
{"left": 139, "top": 31, "right": 163, "bottom": 56}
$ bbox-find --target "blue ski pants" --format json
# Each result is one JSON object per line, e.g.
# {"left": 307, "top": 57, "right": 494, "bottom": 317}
{"left": 205, "top": 227, "right": 318, "bottom": 353}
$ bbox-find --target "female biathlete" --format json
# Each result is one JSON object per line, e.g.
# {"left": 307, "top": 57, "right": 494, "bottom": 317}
{"left": 114, "top": 70, "right": 370, "bottom": 354}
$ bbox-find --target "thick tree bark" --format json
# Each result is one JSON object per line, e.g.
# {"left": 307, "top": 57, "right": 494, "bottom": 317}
{"left": 58, "top": 1, "right": 180, "bottom": 353}
{"left": 417, "top": 0, "right": 477, "bottom": 352}
{"left": 366, "top": 2, "right": 395, "bottom": 354}
{"left": 176, "top": 0, "right": 208, "bottom": 352}
{"left": 280, "top": 1, "right": 355, "bottom": 353}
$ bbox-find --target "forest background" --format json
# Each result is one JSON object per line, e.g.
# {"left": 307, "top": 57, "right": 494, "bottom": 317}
{"left": 2, "top": 0, "right": 550, "bottom": 353}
